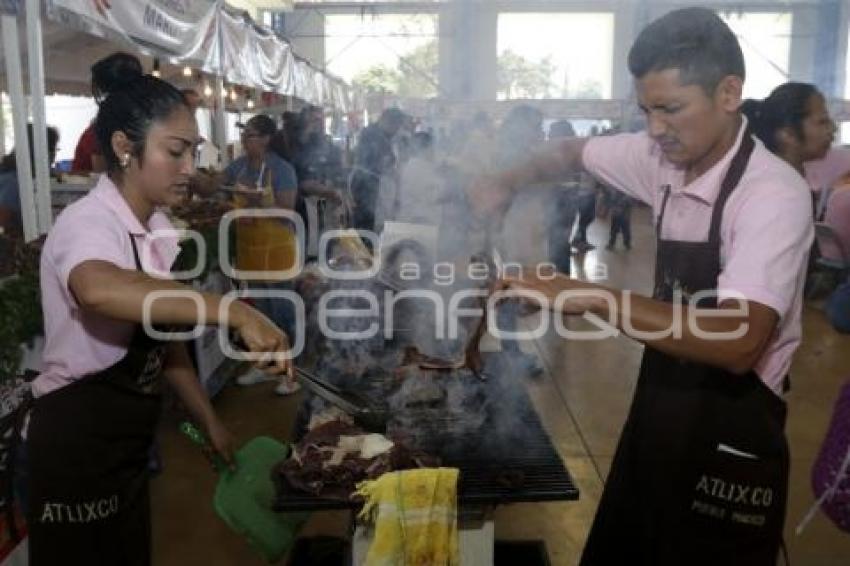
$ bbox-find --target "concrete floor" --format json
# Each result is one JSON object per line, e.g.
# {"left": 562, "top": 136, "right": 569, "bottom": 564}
{"left": 151, "top": 207, "right": 850, "bottom": 565}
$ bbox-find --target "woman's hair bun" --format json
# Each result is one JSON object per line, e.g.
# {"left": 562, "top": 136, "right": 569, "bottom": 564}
{"left": 91, "top": 52, "right": 144, "bottom": 102}
{"left": 740, "top": 99, "right": 763, "bottom": 122}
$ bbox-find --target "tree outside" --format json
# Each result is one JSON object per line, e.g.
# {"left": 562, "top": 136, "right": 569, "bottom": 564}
{"left": 497, "top": 50, "right": 557, "bottom": 99}
{"left": 353, "top": 40, "right": 439, "bottom": 98}
{"left": 352, "top": 40, "right": 601, "bottom": 100}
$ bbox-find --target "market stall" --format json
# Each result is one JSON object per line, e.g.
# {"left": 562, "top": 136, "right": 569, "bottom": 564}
{"left": 0, "top": 1, "right": 362, "bottom": 379}
{"left": 0, "top": 0, "right": 363, "bottom": 243}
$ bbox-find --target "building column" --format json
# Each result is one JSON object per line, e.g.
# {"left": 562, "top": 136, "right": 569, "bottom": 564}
{"left": 438, "top": 0, "right": 498, "bottom": 101}
{"left": 812, "top": 0, "right": 843, "bottom": 98}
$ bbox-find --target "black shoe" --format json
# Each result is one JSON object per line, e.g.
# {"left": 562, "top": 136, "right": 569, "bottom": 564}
{"left": 573, "top": 241, "right": 595, "bottom": 253}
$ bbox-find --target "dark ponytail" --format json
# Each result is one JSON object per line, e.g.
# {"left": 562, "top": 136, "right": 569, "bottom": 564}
{"left": 741, "top": 82, "right": 821, "bottom": 153}
{"left": 92, "top": 52, "right": 190, "bottom": 172}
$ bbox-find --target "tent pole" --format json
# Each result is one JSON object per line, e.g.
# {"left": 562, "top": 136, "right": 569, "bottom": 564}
{"left": 26, "top": 0, "right": 52, "bottom": 235}
{"left": 1, "top": 14, "right": 37, "bottom": 242}
{"left": 214, "top": 75, "right": 228, "bottom": 168}
{"left": 0, "top": 91, "right": 5, "bottom": 157}
{"left": 214, "top": 4, "right": 228, "bottom": 168}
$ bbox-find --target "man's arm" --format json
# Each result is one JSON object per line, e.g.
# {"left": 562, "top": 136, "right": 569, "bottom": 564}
{"left": 468, "top": 138, "right": 589, "bottom": 215}
{"left": 503, "top": 274, "right": 778, "bottom": 375}
{"left": 505, "top": 138, "right": 589, "bottom": 188}
{"left": 594, "top": 286, "right": 777, "bottom": 374}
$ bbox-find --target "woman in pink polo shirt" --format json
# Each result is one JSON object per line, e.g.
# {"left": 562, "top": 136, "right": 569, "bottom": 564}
{"left": 26, "top": 53, "right": 294, "bottom": 565}
{"left": 741, "top": 82, "right": 835, "bottom": 179}
{"left": 821, "top": 172, "right": 850, "bottom": 262}
{"left": 470, "top": 9, "right": 812, "bottom": 565}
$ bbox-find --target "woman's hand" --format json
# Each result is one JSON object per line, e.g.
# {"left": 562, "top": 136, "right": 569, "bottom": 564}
{"left": 231, "top": 302, "right": 295, "bottom": 379}
{"left": 204, "top": 416, "right": 237, "bottom": 471}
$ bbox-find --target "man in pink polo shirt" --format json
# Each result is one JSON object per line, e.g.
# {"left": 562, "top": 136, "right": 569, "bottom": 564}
{"left": 470, "top": 8, "right": 812, "bottom": 565}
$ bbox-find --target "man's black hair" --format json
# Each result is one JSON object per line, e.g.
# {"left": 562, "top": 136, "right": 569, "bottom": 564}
{"left": 628, "top": 7, "right": 745, "bottom": 94}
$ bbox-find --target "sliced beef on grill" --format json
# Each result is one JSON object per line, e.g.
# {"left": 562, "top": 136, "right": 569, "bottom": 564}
{"left": 274, "top": 420, "right": 439, "bottom": 500}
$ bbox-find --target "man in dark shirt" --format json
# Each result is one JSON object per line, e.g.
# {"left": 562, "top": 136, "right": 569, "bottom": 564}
{"left": 0, "top": 124, "right": 59, "bottom": 237}
{"left": 292, "top": 105, "right": 343, "bottom": 187}
{"left": 350, "top": 108, "right": 406, "bottom": 234}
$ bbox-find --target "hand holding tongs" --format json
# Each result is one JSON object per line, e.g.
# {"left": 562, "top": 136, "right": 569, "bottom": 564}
{"left": 294, "top": 367, "right": 389, "bottom": 432}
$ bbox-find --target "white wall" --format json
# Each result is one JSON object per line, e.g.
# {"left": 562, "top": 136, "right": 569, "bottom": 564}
{"left": 1, "top": 94, "right": 97, "bottom": 163}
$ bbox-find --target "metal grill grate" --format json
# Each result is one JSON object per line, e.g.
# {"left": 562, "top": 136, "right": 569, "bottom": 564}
{"left": 273, "top": 388, "right": 578, "bottom": 512}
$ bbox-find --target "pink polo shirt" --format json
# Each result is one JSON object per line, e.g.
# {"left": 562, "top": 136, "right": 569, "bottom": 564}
{"left": 583, "top": 118, "right": 814, "bottom": 394}
{"left": 34, "top": 175, "right": 181, "bottom": 397}
{"left": 822, "top": 187, "right": 850, "bottom": 262}
{"left": 804, "top": 147, "right": 850, "bottom": 194}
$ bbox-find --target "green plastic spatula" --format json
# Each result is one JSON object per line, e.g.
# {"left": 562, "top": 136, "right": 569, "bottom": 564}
{"left": 180, "top": 422, "right": 308, "bottom": 563}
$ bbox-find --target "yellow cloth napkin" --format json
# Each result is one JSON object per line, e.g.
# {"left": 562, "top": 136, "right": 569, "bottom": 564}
{"left": 355, "top": 468, "right": 460, "bottom": 566}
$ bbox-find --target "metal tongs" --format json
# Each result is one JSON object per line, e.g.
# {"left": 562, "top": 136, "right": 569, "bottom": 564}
{"left": 294, "top": 367, "right": 389, "bottom": 432}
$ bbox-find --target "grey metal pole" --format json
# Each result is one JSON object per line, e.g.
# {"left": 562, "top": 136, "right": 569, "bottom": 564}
{"left": 1, "top": 13, "right": 37, "bottom": 242}
{"left": 26, "top": 0, "right": 52, "bottom": 234}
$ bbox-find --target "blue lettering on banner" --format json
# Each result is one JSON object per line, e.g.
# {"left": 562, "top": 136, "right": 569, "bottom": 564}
{"left": 143, "top": 4, "right": 179, "bottom": 40}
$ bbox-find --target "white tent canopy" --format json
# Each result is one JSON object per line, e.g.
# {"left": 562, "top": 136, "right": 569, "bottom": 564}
{"left": 35, "top": 0, "right": 360, "bottom": 110}
{"left": 0, "top": 0, "right": 362, "bottom": 242}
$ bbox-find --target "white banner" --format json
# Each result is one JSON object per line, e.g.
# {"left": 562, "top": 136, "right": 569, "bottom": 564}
{"left": 46, "top": 0, "right": 220, "bottom": 73}
{"left": 44, "top": 0, "right": 358, "bottom": 111}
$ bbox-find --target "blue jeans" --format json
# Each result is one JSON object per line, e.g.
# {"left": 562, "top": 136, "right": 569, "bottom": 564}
{"left": 827, "top": 282, "right": 850, "bottom": 333}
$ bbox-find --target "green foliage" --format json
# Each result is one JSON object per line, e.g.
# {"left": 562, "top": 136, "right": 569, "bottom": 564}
{"left": 350, "top": 38, "right": 602, "bottom": 101}
{"left": 571, "top": 79, "right": 603, "bottom": 99}
{"left": 497, "top": 50, "right": 557, "bottom": 99}
{"left": 172, "top": 225, "right": 224, "bottom": 281}
{"left": 396, "top": 41, "right": 439, "bottom": 98}
{"left": 352, "top": 40, "right": 439, "bottom": 98}
{"left": 0, "top": 270, "right": 42, "bottom": 380}
{"left": 353, "top": 65, "right": 402, "bottom": 94}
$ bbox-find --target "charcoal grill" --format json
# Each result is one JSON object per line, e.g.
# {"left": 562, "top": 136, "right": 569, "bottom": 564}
{"left": 272, "top": 384, "right": 578, "bottom": 511}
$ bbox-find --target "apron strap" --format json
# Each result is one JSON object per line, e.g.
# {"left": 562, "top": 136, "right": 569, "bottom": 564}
{"left": 656, "top": 184, "right": 673, "bottom": 239}
{"left": 651, "top": 127, "right": 755, "bottom": 300}
{"left": 653, "top": 185, "right": 673, "bottom": 295}
{"left": 129, "top": 234, "right": 144, "bottom": 271}
{"left": 707, "top": 130, "right": 755, "bottom": 244}
{"left": 654, "top": 128, "right": 755, "bottom": 246}
{"left": 256, "top": 161, "right": 267, "bottom": 190}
